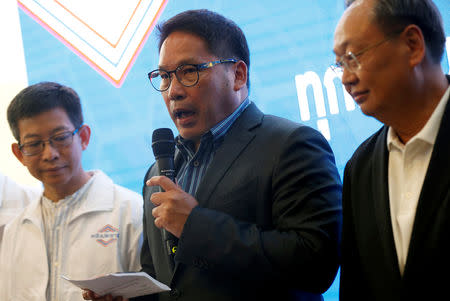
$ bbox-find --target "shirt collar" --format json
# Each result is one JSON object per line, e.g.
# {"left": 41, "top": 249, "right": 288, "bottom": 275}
{"left": 387, "top": 85, "right": 450, "bottom": 151}
{"left": 41, "top": 171, "right": 95, "bottom": 207}
{"left": 21, "top": 170, "right": 113, "bottom": 225}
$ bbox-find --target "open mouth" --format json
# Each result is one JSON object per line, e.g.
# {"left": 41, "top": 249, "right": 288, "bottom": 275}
{"left": 174, "top": 109, "right": 195, "bottom": 119}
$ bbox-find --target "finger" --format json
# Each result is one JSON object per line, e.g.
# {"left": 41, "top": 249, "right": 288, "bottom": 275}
{"left": 147, "top": 175, "right": 178, "bottom": 191}
{"left": 152, "top": 206, "right": 160, "bottom": 218}
{"left": 154, "top": 216, "right": 163, "bottom": 228}
{"left": 83, "top": 290, "right": 97, "bottom": 300}
{"left": 150, "top": 191, "right": 165, "bottom": 206}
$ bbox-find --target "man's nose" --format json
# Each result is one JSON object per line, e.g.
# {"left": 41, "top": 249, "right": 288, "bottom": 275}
{"left": 167, "top": 74, "right": 187, "bottom": 101}
{"left": 41, "top": 140, "right": 60, "bottom": 160}
{"left": 341, "top": 67, "right": 359, "bottom": 95}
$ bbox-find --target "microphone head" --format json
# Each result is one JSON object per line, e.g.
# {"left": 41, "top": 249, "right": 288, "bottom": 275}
{"left": 152, "top": 128, "right": 175, "bottom": 159}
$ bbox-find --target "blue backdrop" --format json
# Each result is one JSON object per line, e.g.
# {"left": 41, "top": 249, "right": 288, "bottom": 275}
{"left": 17, "top": 1, "right": 450, "bottom": 299}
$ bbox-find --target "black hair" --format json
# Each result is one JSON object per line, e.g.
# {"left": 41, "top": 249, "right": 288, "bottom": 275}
{"left": 156, "top": 9, "right": 251, "bottom": 89}
{"left": 7, "top": 82, "right": 83, "bottom": 142}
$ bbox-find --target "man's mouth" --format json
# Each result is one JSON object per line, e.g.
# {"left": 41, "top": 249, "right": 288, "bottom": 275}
{"left": 174, "top": 109, "right": 195, "bottom": 119}
{"left": 351, "top": 90, "right": 369, "bottom": 104}
{"left": 43, "top": 166, "right": 65, "bottom": 173}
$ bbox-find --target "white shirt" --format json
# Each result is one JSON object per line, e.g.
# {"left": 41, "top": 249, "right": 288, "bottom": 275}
{"left": 387, "top": 86, "right": 450, "bottom": 275}
{"left": 0, "top": 170, "right": 143, "bottom": 301}
{"left": 41, "top": 173, "right": 95, "bottom": 301}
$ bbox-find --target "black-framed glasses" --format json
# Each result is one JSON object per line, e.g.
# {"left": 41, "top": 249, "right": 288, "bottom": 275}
{"left": 148, "top": 58, "right": 237, "bottom": 92}
{"left": 19, "top": 125, "right": 83, "bottom": 156}
{"left": 331, "top": 31, "right": 402, "bottom": 75}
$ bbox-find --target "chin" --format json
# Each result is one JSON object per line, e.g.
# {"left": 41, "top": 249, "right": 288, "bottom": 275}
{"left": 358, "top": 102, "right": 375, "bottom": 117}
{"left": 43, "top": 173, "right": 69, "bottom": 184}
{"left": 179, "top": 128, "right": 203, "bottom": 140}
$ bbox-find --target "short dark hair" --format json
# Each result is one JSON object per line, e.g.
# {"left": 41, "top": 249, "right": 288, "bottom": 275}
{"left": 156, "top": 9, "right": 251, "bottom": 89}
{"left": 7, "top": 82, "right": 83, "bottom": 142}
{"left": 345, "top": 0, "right": 446, "bottom": 64}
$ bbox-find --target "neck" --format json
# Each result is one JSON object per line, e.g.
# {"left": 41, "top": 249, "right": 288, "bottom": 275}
{"left": 383, "top": 70, "right": 448, "bottom": 144}
{"left": 43, "top": 171, "right": 92, "bottom": 202}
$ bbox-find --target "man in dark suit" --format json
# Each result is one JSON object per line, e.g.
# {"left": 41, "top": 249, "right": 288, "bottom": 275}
{"left": 333, "top": 0, "right": 450, "bottom": 300}
{"left": 85, "top": 9, "right": 341, "bottom": 301}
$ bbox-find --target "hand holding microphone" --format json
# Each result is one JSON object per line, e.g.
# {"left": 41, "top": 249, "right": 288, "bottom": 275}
{"left": 147, "top": 175, "right": 197, "bottom": 238}
{"left": 149, "top": 128, "right": 198, "bottom": 239}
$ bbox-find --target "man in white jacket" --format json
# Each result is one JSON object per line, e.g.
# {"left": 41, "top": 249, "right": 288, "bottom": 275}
{"left": 0, "top": 82, "right": 143, "bottom": 301}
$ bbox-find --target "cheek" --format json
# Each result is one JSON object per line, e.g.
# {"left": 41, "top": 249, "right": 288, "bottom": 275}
{"left": 22, "top": 159, "right": 41, "bottom": 177}
{"left": 162, "top": 96, "right": 174, "bottom": 119}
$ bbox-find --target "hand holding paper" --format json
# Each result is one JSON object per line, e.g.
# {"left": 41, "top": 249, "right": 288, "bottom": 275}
{"left": 63, "top": 272, "right": 170, "bottom": 299}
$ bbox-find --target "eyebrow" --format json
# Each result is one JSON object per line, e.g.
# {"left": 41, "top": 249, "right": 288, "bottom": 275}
{"left": 22, "top": 126, "right": 71, "bottom": 141}
{"left": 158, "top": 59, "right": 200, "bottom": 70}
{"left": 333, "top": 40, "right": 349, "bottom": 57}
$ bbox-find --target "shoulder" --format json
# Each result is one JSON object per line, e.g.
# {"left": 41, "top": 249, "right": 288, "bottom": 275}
{"left": 113, "top": 183, "right": 142, "bottom": 202}
{"left": 260, "top": 112, "right": 323, "bottom": 136}
{"left": 259, "top": 114, "right": 332, "bottom": 152}
{"left": 233, "top": 104, "right": 335, "bottom": 163}
{"left": 110, "top": 183, "right": 143, "bottom": 226}
{"left": 92, "top": 170, "right": 143, "bottom": 207}
{"left": 1, "top": 198, "right": 39, "bottom": 239}
{"left": 345, "top": 126, "right": 387, "bottom": 174}
{"left": 0, "top": 175, "right": 41, "bottom": 207}
{"left": 86, "top": 171, "right": 143, "bottom": 230}
{"left": 113, "top": 185, "right": 143, "bottom": 217}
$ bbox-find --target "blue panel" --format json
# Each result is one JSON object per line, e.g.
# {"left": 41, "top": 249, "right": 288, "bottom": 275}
{"left": 17, "top": 1, "right": 450, "bottom": 299}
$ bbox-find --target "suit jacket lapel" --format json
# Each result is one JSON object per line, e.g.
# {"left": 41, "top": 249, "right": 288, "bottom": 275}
{"left": 170, "top": 103, "right": 262, "bottom": 285}
{"left": 406, "top": 85, "right": 450, "bottom": 273}
{"left": 194, "top": 103, "right": 263, "bottom": 207}
{"left": 372, "top": 127, "right": 402, "bottom": 278}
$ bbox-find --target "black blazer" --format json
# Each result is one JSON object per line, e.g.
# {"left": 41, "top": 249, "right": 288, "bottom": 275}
{"left": 137, "top": 103, "right": 342, "bottom": 301}
{"left": 340, "top": 77, "right": 450, "bottom": 301}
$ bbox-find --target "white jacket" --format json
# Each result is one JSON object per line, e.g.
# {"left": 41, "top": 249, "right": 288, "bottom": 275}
{"left": 0, "top": 170, "right": 143, "bottom": 301}
{"left": 0, "top": 172, "right": 42, "bottom": 227}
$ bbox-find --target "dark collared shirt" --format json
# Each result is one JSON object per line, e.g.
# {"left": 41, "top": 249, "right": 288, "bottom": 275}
{"left": 176, "top": 98, "right": 250, "bottom": 196}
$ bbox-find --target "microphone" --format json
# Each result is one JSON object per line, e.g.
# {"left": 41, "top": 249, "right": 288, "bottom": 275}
{"left": 151, "top": 128, "right": 177, "bottom": 270}
{"left": 152, "top": 128, "right": 176, "bottom": 182}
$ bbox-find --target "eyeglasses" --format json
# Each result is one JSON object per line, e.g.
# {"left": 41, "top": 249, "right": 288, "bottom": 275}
{"left": 331, "top": 32, "right": 401, "bottom": 75}
{"left": 19, "top": 125, "right": 82, "bottom": 156}
{"left": 148, "top": 59, "right": 237, "bottom": 92}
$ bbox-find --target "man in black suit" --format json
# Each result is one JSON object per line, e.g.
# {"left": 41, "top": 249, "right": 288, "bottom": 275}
{"left": 333, "top": 0, "right": 450, "bottom": 300}
{"left": 85, "top": 9, "right": 342, "bottom": 301}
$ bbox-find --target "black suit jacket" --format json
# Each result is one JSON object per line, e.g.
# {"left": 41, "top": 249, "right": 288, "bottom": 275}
{"left": 138, "top": 103, "right": 342, "bottom": 301}
{"left": 340, "top": 78, "right": 450, "bottom": 301}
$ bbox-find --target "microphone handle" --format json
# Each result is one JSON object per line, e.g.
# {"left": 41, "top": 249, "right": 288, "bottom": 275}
{"left": 156, "top": 157, "right": 177, "bottom": 271}
{"left": 157, "top": 156, "right": 175, "bottom": 182}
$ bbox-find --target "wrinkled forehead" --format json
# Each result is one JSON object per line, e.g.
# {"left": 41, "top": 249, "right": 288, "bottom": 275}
{"left": 17, "top": 108, "right": 73, "bottom": 140}
{"left": 333, "top": 0, "right": 378, "bottom": 54}
{"left": 158, "top": 31, "right": 214, "bottom": 69}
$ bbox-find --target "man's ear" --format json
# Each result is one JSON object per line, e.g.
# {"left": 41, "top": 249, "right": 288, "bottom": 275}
{"left": 78, "top": 125, "right": 91, "bottom": 150}
{"left": 12, "top": 143, "right": 25, "bottom": 165}
{"left": 401, "top": 24, "right": 426, "bottom": 67}
{"left": 233, "top": 60, "right": 248, "bottom": 91}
